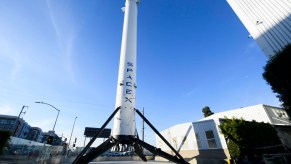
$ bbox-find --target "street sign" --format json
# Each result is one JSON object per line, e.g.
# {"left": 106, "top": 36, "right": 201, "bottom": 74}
{"left": 84, "top": 127, "right": 111, "bottom": 138}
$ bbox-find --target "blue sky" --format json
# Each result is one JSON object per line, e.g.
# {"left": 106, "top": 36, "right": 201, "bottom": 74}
{"left": 0, "top": 0, "right": 280, "bottom": 147}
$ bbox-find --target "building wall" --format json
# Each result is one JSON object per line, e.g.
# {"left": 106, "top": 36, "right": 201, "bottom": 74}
{"left": 156, "top": 104, "right": 291, "bottom": 162}
{"left": 200, "top": 104, "right": 272, "bottom": 123}
{"left": 157, "top": 121, "right": 230, "bottom": 161}
{"left": 263, "top": 105, "right": 291, "bottom": 125}
{"left": 275, "top": 125, "right": 291, "bottom": 149}
{"left": 157, "top": 123, "right": 195, "bottom": 151}
{"left": 17, "top": 121, "right": 31, "bottom": 139}
{"left": 0, "top": 116, "right": 16, "bottom": 132}
{"left": 227, "top": 0, "right": 291, "bottom": 58}
{"left": 0, "top": 115, "right": 29, "bottom": 138}
{"left": 200, "top": 104, "right": 290, "bottom": 125}
{"left": 192, "top": 120, "right": 224, "bottom": 150}
{"left": 27, "top": 127, "right": 43, "bottom": 142}
{"left": 0, "top": 114, "right": 44, "bottom": 141}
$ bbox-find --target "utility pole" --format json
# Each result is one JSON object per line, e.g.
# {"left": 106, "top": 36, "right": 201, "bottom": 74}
{"left": 13, "top": 105, "right": 28, "bottom": 136}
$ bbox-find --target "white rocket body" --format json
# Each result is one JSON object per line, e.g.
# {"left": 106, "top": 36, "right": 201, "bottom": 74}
{"left": 112, "top": 0, "right": 138, "bottom": 141}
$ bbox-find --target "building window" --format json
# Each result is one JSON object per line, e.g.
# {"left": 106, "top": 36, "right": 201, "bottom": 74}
{"left": 195, "top": 133, "right": 201, "bottom": 149}
{"left": 9, "top": 120, "right": 16, "bottom": 124}
{"left": 205, "top": 130, "right": 217, "bottom": 149}
{"left": 1, "top": 120, "right": 8, "bottom": 124}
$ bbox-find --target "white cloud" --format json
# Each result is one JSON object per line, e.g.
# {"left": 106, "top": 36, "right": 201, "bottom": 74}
{"left": 63, "top": 34, "right": 77, "bottom": 83}
{"left": 46, "top": 0, "right": 78, "bottom": 84}
{"left": 46, "top": 0, "right": 61, "bottom": 43}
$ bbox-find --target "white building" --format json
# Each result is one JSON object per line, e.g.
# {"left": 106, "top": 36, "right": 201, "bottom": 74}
{"left": 156, "top": 104, "right": 291, "bottom": 163}
{"left": 227, "top": 0, "right": 291, "bottom": 58}
{"left": 200, "top": 104, "right": 290, "bottom": 125}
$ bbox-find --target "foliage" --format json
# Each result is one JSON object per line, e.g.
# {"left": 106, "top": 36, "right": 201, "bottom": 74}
{"left": 227, "top": 140, "right": 241, "bottom": 158}
{"left": 219, "top": 118, "right": 281, "bottom": 160}
{"left": 263, "top": 44, "right": 291, "bottom": 117}
{"left": 0, "top": 130, "right": 11, "bottom": 155}
{"left": 202, "top": 106, "right": 214, "bottom": 117}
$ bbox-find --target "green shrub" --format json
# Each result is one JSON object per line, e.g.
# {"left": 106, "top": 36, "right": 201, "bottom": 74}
{"left": 0, "top": 130, "right": 11, "bottom": 155}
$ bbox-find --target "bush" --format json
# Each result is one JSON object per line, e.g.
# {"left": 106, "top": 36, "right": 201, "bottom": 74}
{"left": 0, "top": 130, "right": 11, "bottom": 155}
{"left": 219, "top": 118, "right": 282, "bottom": 160}
{"left": 263, "top": 44, "right": 291, "bottom": 116}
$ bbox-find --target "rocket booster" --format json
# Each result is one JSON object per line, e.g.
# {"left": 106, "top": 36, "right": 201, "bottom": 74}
{"left": 112, "top": 0, "right": 138, "bottom": 140}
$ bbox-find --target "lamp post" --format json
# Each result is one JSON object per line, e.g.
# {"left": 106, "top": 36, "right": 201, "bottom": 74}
{"left": 67, "top": 116, "right": 77, "bottom": 157}
{"left": 35, "top": 102, "right": 60, "bottom": 132}
{"left": 68, "top": 117, "right": 77, "bottom": 149}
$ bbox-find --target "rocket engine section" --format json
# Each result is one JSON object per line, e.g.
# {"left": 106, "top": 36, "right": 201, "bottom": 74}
{"left": 112, "top": 0, "right": 139, "bottom": 142}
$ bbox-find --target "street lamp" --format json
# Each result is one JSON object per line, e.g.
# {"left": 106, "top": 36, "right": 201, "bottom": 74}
{"left": 35, "top": 102, "right": 60, "bottom": 132}
{"left": 68, "top": 116, "right": 77, "bottom": 149}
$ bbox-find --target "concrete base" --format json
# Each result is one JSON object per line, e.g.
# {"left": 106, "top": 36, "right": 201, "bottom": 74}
{"left": 61, "top": 156, "right": 155, "bottom": 163}
{"left": 155, "top": 149, "right": 230, "bottom": 164}
{"left": 0, "top": 155, "right": 155, "bottom": 164}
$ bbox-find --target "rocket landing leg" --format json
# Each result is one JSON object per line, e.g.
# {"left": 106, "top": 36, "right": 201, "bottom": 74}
{"left": 73, "top": 107, "right": 189, "bottom": 164}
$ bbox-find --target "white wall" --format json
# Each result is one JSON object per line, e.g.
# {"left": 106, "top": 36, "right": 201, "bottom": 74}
{"left": 200, "top": 104, "right": 272, "bottom": 123}
{"left": 157, "top": 104, "right": 291, "bottom": 154}
{"left": 264, "top": 105, "right": 291, "bottom": 125}
{"left": 157, "top": 123, "right": 195, "bottom": 151}
{"left": 227, "top": 0, "right": 291, "bottom": 58}
{"left": 157, "top": 120, "right": 227, "bottom": 152}
{"left": 192, "top": 120, "right": 225, "bottom": 149}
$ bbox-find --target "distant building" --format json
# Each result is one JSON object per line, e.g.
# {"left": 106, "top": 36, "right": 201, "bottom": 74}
{"left": 0, "top": 114, "right": 66, "bottom": 147}
{"left": 0, "top": 114, "right": 44, "bottom": 142}
{"left": 227, "top": 0, "right": 291, "bottom": 58}
{"left": 27, "top": 127, "right": 43, "bottom": 142}
{"left": 156, "top": 104, "right": 291, "bottom": 163}
{"left": 0, "top": 115, "right": 17, "bottom": 132}
{"left": 0, "top": 115, "right": 30, "bottom": 139}
{"left": 42, "top": 131, "right": 63, "bottom": 146}
{"left": 16, "top": 121, "right": 31, "bottom": 139}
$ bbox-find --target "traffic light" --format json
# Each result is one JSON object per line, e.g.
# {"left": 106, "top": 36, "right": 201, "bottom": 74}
{"left": 47, "top": 136, "right": 54, "bottom": 144}
{"left": 73, "top": 137, "right": 77, "bottom": 147}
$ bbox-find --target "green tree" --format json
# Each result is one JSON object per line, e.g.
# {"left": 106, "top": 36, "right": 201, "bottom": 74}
{"left": 202, "top": 106, "right": 214, "bottom": 117}
{"left": 0, "top": 130, "right": 11, "bottom": 155}
{"left": 263, "top": 44, "right": 291, "bottom": 117}
{"left": 219, "top": 118, "right": 281, "bottom": 161}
